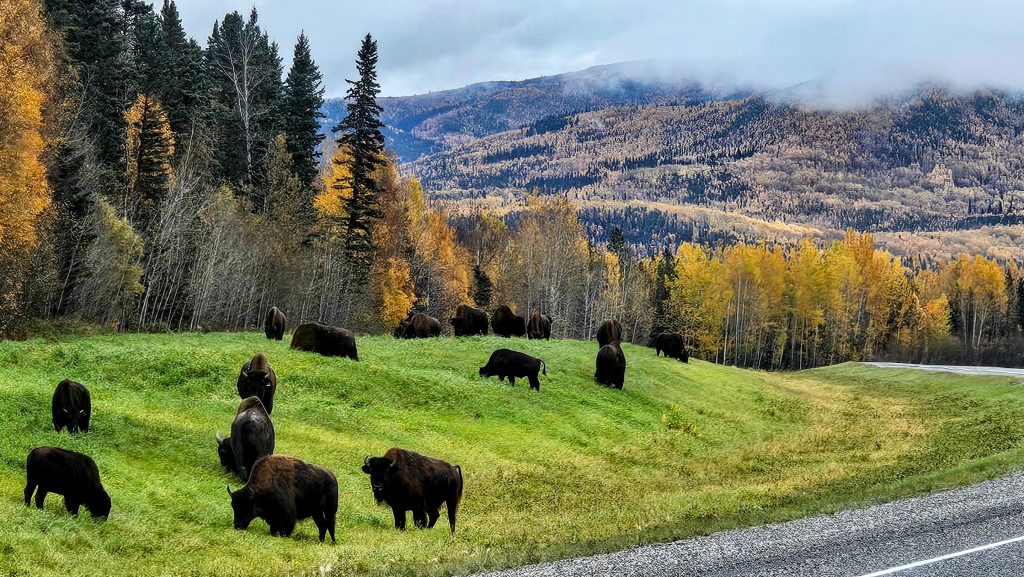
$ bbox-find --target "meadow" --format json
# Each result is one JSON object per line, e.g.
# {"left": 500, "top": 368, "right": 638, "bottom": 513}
{"left": 1, "top": 332, "right": 1024, "bottom": 577}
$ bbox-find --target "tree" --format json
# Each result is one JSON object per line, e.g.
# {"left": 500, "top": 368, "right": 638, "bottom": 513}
{"left": 333, "top": 33, "right": 385, "bottom": 270}
{"left": 124, "top": 93, "right": 175, "bottom": 233}
{"left": 282, "top": 32, "right": 324, "bottom": 189}
{"left": 0, "top": 0, "right": 54, "bottom": 331}
{"left": 206, "top": 8, "right": 284, "bottom": 200}
{"left": 158, "top": 0, "right": 208, "bottom": 138}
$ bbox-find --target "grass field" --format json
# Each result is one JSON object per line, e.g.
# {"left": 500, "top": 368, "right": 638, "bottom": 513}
{"left": 1, "top": 333, "right": 1024, "bottom": 577}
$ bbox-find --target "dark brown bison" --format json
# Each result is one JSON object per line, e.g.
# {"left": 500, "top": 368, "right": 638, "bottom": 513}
{"left": 362, "top": 448, "right": 463, "bottom": 533}
{"left": 52, "top": 379, "right": 91, "bottom": 434}
{"left": 218, "top": 397, "right": 275, "bottom": 482}
{"left": 394, "top": 312, "right": 442, "bottom": 338}
{"left": 654, "top": 332, "right": 689, "bottom": 362}
{"left": 24, "top": 447, "right": 110, "bottom": 518}
{"left": 265, "top": 307, "right": 286, "bottom": 340}
{"left": 527, "top": 312, "right": 552, "bottom": 340}
{"left": 290, "top": 322, "right": 358, "bottom": 360}
{"left": 596, "top": 319, "right": 623, "bottom": 348}
{"left": 236, "top": 353, "right": 278, "bottom": 415}
{"left": 450, "top": 304, "right": 488, "bottom": 336}
{"left": 491, "top": 305, "right": 527, "bottom": 338}
{"left": 227, "top": 455, "right": 338, "bottom": 543}
{"left": 478, "top": 348, "right": 546, "bottom": 391}
{"left": 595, "top": 342, "right": 626, "bottom": 389}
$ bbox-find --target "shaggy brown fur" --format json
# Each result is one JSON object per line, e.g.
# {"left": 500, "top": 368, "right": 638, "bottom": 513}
{"left": 362, "top": 448, "right": 463, "bottom": 533}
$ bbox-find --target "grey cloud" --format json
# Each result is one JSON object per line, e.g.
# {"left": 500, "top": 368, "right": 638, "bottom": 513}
{"left": 155, "top": 0, "right": 1024, "bottom": 105}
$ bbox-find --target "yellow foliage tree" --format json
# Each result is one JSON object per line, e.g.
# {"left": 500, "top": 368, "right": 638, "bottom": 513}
{"left": 0, "top": 0, "right": 53, "bottom": 327}
{"left": 314, "top": 144, "right": 354, "bottom": 225}
{"left": 373, "top": 257, "right": 416, "bottom": 328}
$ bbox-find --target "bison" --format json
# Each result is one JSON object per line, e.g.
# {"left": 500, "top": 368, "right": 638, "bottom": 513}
{"left": 237, "top": 353, "right": 278, "bottom": 415}
{"left": 450, "top": 304, "right": 488, "bottom": 336}
{"left": 491, "top": 305, "right": 527, "bottom": 338}
{"left": 394, "top": 312, "right": 442, "bottom": 339}
{"left": 52, "top": 379, "right": 91, "bottom": 434}
{"left": 596, "top": 319, "right": 623, "bottom": 348}
{"left": 362, "top": 448, "right": 463, "bottom": 533}
{"left": 290, "top": 322, "right": 358, "bottom": 360}
{"left": 595, "top": 342, "right": 626, "bottom": 389}
{"left": 265, "top": 307, "right": 287, "bottom": 340}
{"left": 218, "top": 396, "right": 275, "bottom": 482}
{"left": 527, "top": 312, "right": 552, "bottom": 340}
{"left": 24, "top": 447, "right": 110, "bottom": 519}
{"left": 478, "top": 348, "right": 546, "bottom": 391}
{"left": 227, "top": 455, "right": 338, "bottom": 543}
{"left": 654, "top": 332, "right": 689, "bottom": 362}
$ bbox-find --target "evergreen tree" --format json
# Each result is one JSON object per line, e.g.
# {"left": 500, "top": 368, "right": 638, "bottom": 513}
{"left": 653, "top": 245, "right": 677, "bottom": 332}
{"left": 333, "top": 33, "right": 385, "bottom": 269}
{"left": 283, "top": 32, "right": 325, "bottom": 189}
{"left": 158, "top": 0, "right": 208, "bottom": 138}
{"left": 206, "top": 9, "right": 284, "bottom": 200}
{"left": 125, "top": 94, "right": 175, "bottom": 234}
{"left": 473, "top": 264, "right": 493, "bottom": 308}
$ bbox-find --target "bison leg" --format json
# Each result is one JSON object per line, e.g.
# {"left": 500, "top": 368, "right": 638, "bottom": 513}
{"left": 392, "top": 507, "right": 407, "bottom": 530}
{"left": 413, "top": 509, "right": 427, "bottom": 529}
{"left": 34, "top": 489, "right": 47, "bottom": 509}
{"left": 529, "top": 374, "right": 540, "bottom": 391}
{"left": 313, "top": 512, "right": 328, "bottom": 543}
{"left": 427, "top": 508, "right": 440, "bottom": 528}
{"left": 508, "top": 376, "right": 516, "bottom": 386}
{"left": 23, "top": 483, "right": 36, "bottom": 507}
{"left": 65, "top": 498, "right": 80, "bottom": 516}
{"left": 446, "top": 498, "right": 459, "bottom": 534}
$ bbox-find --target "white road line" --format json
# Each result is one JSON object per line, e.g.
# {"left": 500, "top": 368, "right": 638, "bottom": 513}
{"left": 854, "top": 534, "right": 1024, "bottom": 577}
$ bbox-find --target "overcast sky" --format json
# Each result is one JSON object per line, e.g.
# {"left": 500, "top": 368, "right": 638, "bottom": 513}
{"left": 153, "top": 0, "right": 1024, "bottom": 104}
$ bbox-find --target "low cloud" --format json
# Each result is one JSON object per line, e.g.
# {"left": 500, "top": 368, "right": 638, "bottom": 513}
{"left": 158, "top": 0, "right": 1024, "bottom": 105}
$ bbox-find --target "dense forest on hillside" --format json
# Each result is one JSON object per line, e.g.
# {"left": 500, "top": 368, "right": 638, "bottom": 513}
{"left": 411, "top": 92, "right": 1024, "bottom": 235}
{"left": 2, "top": 0, "right": 1022, "bottom": 368}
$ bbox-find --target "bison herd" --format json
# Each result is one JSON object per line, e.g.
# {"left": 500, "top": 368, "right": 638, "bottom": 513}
{"left": 22, "top": 303, "right": 689, "bottom": 543}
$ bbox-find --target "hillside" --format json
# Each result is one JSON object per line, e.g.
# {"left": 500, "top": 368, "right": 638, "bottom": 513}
{"left": 3, "top": 333, "right": 1024, "bottom": 576}
{"left": 322, "top": 61, "right": 744, "bottom": 161}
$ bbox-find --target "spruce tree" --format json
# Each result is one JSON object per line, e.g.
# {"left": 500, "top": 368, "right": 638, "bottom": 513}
{"left": 334, "top": 33, "right": 385, "bottom": 270}
{"left": 283, "top": 32, "right": 325, "bottom": 190}
{"left": 159, "top": 0, "right": 208, "bottom": 138}
{"left": 473, "top": 265, "right": 493, "bottom": 308}
{"left": 653, "top": 246, "right": 677, "bottom": 332}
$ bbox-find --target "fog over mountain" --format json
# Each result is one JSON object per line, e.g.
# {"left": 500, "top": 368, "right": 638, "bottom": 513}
{"left": 158, "top": 0, "right": 1024, "bottom": 104}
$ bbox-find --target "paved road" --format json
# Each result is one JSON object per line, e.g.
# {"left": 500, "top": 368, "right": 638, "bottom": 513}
{"left": 475, "top": 473, "right": 1024, "bottom": 577}
{"left": 865, "top": 362, "right": 1024, "bottom": 379}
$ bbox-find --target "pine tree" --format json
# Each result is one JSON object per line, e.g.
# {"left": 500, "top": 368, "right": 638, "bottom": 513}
{"left": 158, "top": 0, "right": 208, "bottom": 138}
{"left": 124, "top": 94, "right": 175, "bottom": 234}
{"left": 333, "top": 33, "right": 385, "bottom": 270}
{"left": 283, "top": 32, "right": 325, "bottom": 189}
{"left": 473, "top": 264, "right": 493, "bottom": 308}
{"left": 653, "top": 245, "right": 677, "bottom": 333}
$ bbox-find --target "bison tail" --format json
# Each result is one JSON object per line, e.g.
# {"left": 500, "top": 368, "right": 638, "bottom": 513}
{"left": 448, "top": 465, "right": 463, "bottom": 534}
{"left": 541, "top": 360, "right": 547, "bottom": 375}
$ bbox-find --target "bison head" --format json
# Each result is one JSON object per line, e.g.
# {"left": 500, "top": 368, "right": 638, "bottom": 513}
{"left": 227, "top": 485, "right": 257, "bottom": 530}
{"left": 87, "top": 489, "right": 111, "bottom": 519}
{"left": 216, "top": 432, "right": 235, "bottom": 472}
{"left": 478, "top": 365, "right": 492, "bottom": 378}
{"left": 63, "top": 408, "right": 88, "bottom": 433}
{"left": 362, "top": 455, "right": 397, "bottom": 503}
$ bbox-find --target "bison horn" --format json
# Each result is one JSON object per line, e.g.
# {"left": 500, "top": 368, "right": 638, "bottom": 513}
{"left": 226, "top": 485, "right": 233, "bottom": 497}
{"left": 216, "top": 431, "right": 223, "bottom": 443}
{"left": 364, "top": 455, "right": 370, "bottom": 467}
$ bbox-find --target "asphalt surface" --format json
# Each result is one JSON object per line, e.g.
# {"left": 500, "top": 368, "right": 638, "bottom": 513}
{"left": 865, "top": 362, "right": 1024, "bottom": 379}
{"left": 475, "top": 363, "right": 1024, "bottom": 577}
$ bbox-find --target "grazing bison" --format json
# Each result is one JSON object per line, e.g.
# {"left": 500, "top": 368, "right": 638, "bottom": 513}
{"left": 362, "top": 448, "right": 463, "bottom": 533}
{"left": 218, "top": 397, "right": 275, "bottom": 482}
{"left": 290, "top": 322, "right": 358, "bottom": 360}
{"left": 450, "top": 304, "right": 488, "bottom": 336}
{"left": 394, "top": 312, "right": 442, "bottom": 339}
{"left": 24, "top": 447, "right": 110, "bottom": 518}
{"left": 236, "top": 353, "right": 278, "bottom": 415}
{"left": 227, "top": 455, "right": 338, "bottom": 543}
{"left": 265, "top": 307, "right": 286, "bottom": 340}
{"left": 491, "top": 305, "right": 527, "bottom": 338}
{"left": 52, "top": 379, "right": 91, "bottom": 434}
{"left": 595, "top": 342, "right": 626, "bottom": 389}
{"left": 654, "top": 332, "right": 689, "bottom": 362}
{"left": 596, "top": 319, "right": 623, "bottom": 348}
{"left": 478, "top": 349, "right": 546, "bottom": 391}
{"left": 527, "top": 312, "right": 552, "bottom": 340}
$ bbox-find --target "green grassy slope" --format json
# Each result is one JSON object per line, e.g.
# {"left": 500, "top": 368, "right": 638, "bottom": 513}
{"left": 1, "top": 333, "right": 1023, "bottom": 577}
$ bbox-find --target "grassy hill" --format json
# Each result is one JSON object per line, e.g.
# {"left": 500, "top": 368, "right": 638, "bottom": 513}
{"left": 1, "top": 333, "right": 1024, "bottom": 577}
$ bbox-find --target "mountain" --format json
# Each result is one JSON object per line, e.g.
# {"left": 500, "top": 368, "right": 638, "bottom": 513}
{"left": 324, "top": 64, "right": 1024, "bottom": 259}
{"left": 321, "top": 61, "right": 748, "bottom": 162}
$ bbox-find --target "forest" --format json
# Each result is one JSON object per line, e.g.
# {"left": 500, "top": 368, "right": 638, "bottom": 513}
{"left": 1, "top": 0, "right": 1022, "bottom": 368}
